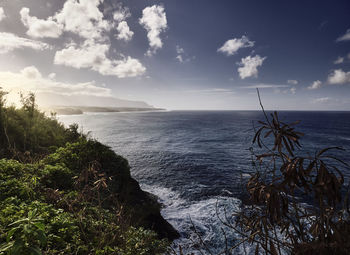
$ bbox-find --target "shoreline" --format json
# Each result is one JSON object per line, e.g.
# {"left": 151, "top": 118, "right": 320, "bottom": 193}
{"left": 42, "top": 106, "right": 166, "bottom": 115}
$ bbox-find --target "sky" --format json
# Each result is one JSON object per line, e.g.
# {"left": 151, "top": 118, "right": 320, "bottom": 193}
{"left": 0, "top": 0, "right": 349, "bottom": 110}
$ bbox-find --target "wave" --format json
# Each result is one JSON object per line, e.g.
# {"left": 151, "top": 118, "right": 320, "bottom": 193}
{"left": 140, "top": 184, "right": 252, "bottom": 254}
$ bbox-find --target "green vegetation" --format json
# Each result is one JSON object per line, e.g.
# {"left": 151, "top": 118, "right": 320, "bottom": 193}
{"left": 0, "top": 92, "right": 82, "bottom": 160}
{"left": 6, "top": 89, "right": 348, "bottom": 255}
{"left": 0, "top": 91, "right": 175, "bottom": 255}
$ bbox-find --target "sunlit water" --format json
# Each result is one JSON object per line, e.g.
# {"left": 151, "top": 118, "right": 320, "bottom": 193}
{"left": 59, "top": 111, "right": 350, "bottom": 254}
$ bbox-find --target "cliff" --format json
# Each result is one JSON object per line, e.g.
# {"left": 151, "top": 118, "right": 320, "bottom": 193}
{"left": 0, "top": 92, "right": 178, "bottom": 254}
{"left": 42, "top": 140, "right": 179, "bottom": 240}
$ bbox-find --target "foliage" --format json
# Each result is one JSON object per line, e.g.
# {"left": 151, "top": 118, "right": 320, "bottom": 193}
{"left": 0, "top": 209, "right": 46, "bottom": 255}
{"left": 0, "top": 90, "right": 171, "bottom": 254}
{"left": 231, "top": 91, "right": 350, "bottom": 254}
{"left": 117, "top": 227, "right": 169, "bottom": 255}
{"left": 0, "top": 91, "right": 84, "bottom": 160}
{"left": 0, "top": 144, "right": 169, "bottom": 255}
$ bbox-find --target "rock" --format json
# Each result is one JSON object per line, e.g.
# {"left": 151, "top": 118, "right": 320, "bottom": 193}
{"left": 121, "top": 177, "right": 180, "bottom": 240}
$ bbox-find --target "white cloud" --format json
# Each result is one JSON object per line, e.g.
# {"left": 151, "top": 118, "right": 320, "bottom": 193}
{"left": 175, "top": 45, "right": 192, "bottom": 63}
{"left": 0, "top": 7, "right": 6, "bottom": 22}
{"left": 307, "top": 80, "right": 322, "bottom": 90}
{"left": 113, "top": 6, "right": 131, "bottom": 22}
{"left": 113, "top": 4, "right": 133, "bottom": 42}
{"left": 0, "top": 32, "right": 49, "bottom": 54}
{"left": 0, "top": 66, "right": 111, "bottom": 98}
{"left": 48, "top": 73, "right": 56, "bottom": 79}
{"left": 237, "top": 55, "right": 266, "bottom": 79}
{"left": 176, "top": 55, "right": 183, "bottom": 63}
{"left": 218, "top": 36, "right": 254, "bottom": 56}
{"left": 336, "top": 29, "right": 350, "bottom": 42}
{"left": 20, "top": 7, "right": 63, "bottom": 38}
{"left": 50, "top": 0, "right": 144, "bottom": 78}
{"left": 54, "top": 41, "right": 109, "bottom": 69}
{"left": 287, "top": 80, "right": 298, "bottom": 85}
{"left": 55, "top": 0, "right": 110, "bottom": 40}
{"left": 290, "top": 87, "right": 296, "bottom": 94}
{"left": 54, "top": 40, "right": 146, "bottom": 78}
{"left": 116, "top": 21, "right": 133, "bottom": 41}
{"left": 139, "top": 5, "right": 167, "bottom": 56}
{"left": 21, "top": 66, "right": 42, "bottom": 79}
{"left": 176, "top": 45, "right": 185, "bottom": 63}
{"left": 111, "top": 57, "right": 146, "bottom": 78}
{"left": 312, "top": 97, "right": 330, "bottom": 104}
{"left": 327, "top": 69, "right": 350, "bottom": 84}
{"left": 334, "top": 56, "right": 344, "bottom": 64}
{"left": 176, "top": 45, "right": 184, "bottom": 54}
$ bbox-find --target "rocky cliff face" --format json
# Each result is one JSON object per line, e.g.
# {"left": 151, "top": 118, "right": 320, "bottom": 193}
{"left": 43, "top": 139, "right": 179, "bottom": 240}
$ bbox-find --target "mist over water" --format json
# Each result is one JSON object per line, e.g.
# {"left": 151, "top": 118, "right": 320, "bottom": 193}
{"left": 59, "top": 111, "right": 350, "bottom": 254}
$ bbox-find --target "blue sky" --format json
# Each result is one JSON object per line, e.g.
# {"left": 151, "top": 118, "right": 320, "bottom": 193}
{"left": 0, "top": 0, "right": 349, "bottom": 110}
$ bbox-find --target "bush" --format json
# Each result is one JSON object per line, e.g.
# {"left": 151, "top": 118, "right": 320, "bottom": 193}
{"left": 40, "top": 165, "right": 74, "bottom": 190}
{"left": 0, "top": 157, "right": 169, "bottom": 255}
{"left": 0, "top": 91, "right": 82, "bottom": 160}
{"left": 231, "top": 96, "right": 350, "bottom": 254}
{"left": 0, "top": 160, "right": 37, "bottom": 201}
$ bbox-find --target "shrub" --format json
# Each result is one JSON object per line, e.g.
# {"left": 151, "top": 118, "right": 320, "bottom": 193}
{"left": 0, "top": 209, "right": 46, "bottom": 255}
{"left": 231, "top": 92, "right": 350, "bottom": 254}
{"left": 117, "top": 227, "right": 169, "bottom": 255}
{"left": 0, "top": 90, "right": 82, "bottom": 160}
{"left": 40, "top": 165, "right": 74, "bottom": 190}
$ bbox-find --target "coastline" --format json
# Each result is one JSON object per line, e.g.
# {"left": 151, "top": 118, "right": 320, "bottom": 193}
{"left": 42, "top": 106, "right": 166, "bottom": 115}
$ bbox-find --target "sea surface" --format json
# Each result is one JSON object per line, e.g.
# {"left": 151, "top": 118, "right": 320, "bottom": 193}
{"left": 59, "top": 111, "right": 350, "bottom": 254}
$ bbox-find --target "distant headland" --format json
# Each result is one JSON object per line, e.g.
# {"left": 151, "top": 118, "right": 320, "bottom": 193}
{"left": 42, "top": 106, "right": 165, "bottom": 115}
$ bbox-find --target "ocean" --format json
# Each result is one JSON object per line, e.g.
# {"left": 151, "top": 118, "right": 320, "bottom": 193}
{"left": 59, "top": 110, "right": 350, "bottom": 254}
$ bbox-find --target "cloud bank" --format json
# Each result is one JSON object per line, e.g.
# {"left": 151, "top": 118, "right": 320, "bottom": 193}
{"left": 0, "top": 32, "right": 49, "bottom": 54}
{"left": 0, "top": 66, "right": 111, "bottom": 97}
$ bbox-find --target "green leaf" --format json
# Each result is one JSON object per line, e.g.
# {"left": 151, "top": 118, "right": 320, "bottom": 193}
{"left": 28, "top": 246, "right": 42, "bottom": 255}
{"left": 12, "top": 239, "right": 25, "bottom": 254}
{"left": 6, "top": 227, "right": 20, "bottom": 242}
{"left": 8, "top": 218, "right": 29, "bottom": 226}
{"left": 0, "top": 241, "right": 14, "bottom": 252}
{"left": 36, "top": 230, "right": 47, "bottom": 245}
{"left": 33, "top": 222, "right": 45, "bottom": 231}
{"left": 28, "top": 209, "right": 37, "bottom": 220}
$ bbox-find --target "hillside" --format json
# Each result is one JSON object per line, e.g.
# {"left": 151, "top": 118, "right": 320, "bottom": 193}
{"left": 0, "top": 92, "right": 178, "bottom": 254}
{"left": 36, "top": 93, "right": 154, "bottom": 109}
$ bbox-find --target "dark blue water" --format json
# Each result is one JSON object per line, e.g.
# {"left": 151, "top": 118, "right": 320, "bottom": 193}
{"left": 59, "top": 111, "right": 350, "bottom": 254}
